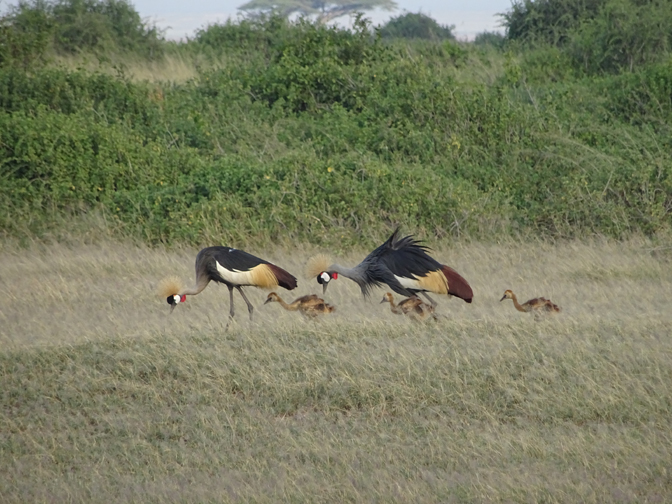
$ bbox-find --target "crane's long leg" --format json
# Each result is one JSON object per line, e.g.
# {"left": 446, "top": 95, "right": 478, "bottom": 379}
{"left": 421, "top": 292, "right": 438, "bottom": 308}
{"left": 236, "top": 286, "right": 255, "bottom": 321}
{"left": 225, "top": 285, "right": 235, "bottom": 330}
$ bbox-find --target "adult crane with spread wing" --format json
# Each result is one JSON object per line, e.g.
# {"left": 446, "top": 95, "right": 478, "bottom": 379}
{"left": 306, "top": 229, "right": 473, "bottom": 306}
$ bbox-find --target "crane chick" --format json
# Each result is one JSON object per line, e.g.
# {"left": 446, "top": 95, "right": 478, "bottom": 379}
{"left": 264, "top": 292, "right": 335, "bottom": 318}
{"left": 381, "top": 292, "right": 437, "bottom": 321}
{"left": 500, "top": 289, "right": 561, "bottom": 317}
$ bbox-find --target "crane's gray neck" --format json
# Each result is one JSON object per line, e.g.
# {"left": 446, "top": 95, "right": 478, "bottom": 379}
{"left": 180, "top": 276, "right": 210, "bottom": 296}
{"left": 330, "top": 263, "right": 372, "bottom": 296}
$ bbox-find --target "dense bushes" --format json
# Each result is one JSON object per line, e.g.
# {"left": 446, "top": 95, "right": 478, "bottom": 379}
{"left": 0, "top": 12, "right": 671, "bottom": 246}
{"left": 0, "top": 0, "right": 163, "bottom": 69}
{"left": 503, "top": 0, "right": 672, "bottom": 74}
{"left": 0, "top": 2, "right": 54, "bottom": 70}
{"left": 503, "top": 0, "right": 604, "bottom": 45}
{"left": 379, "top": 12, "right": 455, "bottom": 40}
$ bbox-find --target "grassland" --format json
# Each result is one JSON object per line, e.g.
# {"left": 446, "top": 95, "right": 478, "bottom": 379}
{"left": 2, "top": 5, "right": 672, "bottom": 501}
{"left": 1, "top": 239, "right": 671, "bottom": 502}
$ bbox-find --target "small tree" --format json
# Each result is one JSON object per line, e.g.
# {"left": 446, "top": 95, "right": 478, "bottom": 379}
{"left": 501, "top": 0, "right": 604, "bottom": 45}
{"left": 379, "top": 12, "right": 455, "bottom": 40}
{"left": 473, "top": 30, "right": 505, "bottom": 48}
{"left": 0, "top": 2, "right": 54, "bottom": 70}
{"left": 0, "top": 0, "right": 164, "bottom": 62}
{"left": 238, "top": 0, "right": 397, "bottom": 24}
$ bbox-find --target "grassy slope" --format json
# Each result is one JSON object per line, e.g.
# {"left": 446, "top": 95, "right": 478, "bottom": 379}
{"left": 6, "top": 35, "right": 671, "bottom": 246}
{"left": 1, "top": 240, "right": 671, "bottom": 502}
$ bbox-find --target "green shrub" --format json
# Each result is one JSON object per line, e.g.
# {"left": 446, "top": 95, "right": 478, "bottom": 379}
{"left": 0, "top": 0, "right": 164, "bottom": 65}
{"left": 193, "top": 15, "right": 287, "bottom": 52}
{"left": 244, "top": 16, "right": 390, "bottom": 113}
{"left": 503, "top": 0, "right": 604, "bottom": 45}
{"left": 1, "top": 16, "right": 671, "bottom": 246}
{"left": 379, "top": 12, "right": 455, "bottom": 40}
{"left": 567, "top": 0, "right": 672, "bottom": 73}
{"left": 473, "top": 31, "right": 506, "bottom": 49}
{"left": 0, "top": 1, "right": 54, "bottom": 70}
{"left": 502, "top": 0, "right": 672, "bottom": 75}
{"left": 601, "top": 61, "right": 672, "bottom": 130}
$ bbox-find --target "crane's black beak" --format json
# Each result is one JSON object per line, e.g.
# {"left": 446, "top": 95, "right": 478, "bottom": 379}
{"left": 317, "top": 272, "right": 331, "bottom": 294}
{"left": 167, "top": 295, "right": 177, "bottom": 314}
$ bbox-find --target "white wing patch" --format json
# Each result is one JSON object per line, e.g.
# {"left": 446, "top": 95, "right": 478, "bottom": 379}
{"left": 215, "top": 260, "right": 278, "bottom": 288}
{"left": 394, "top": 275, "right": 424, "bottom": 291}
{"left": 215, "top": 260, "right": 256, "bottom": 286}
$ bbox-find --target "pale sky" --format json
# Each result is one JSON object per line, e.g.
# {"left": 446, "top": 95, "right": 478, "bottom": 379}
{"left": 131, "top": 0, "right": 511, "bottom": 41}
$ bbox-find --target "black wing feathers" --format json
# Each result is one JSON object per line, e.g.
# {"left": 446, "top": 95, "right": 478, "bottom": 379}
{"left": 372, "top": 229, "right": 442, "bottom": 279}
{"left": 211, "top": 247, "right": 269, "bottom": 270}
{"left": 198, "top": 246, "right": 297, "bottom": 290}
{"left": 360, "top": 260, "right": 408, "bottom": 297}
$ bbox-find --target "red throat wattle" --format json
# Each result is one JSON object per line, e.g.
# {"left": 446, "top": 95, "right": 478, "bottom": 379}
{"left": 332, "top": 272, "right": 338, "bottom": 279}
{"left": 180, "top": 295, "right": 187, "bottom": 303}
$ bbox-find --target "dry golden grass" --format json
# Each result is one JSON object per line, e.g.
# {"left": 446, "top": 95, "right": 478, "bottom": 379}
{"left": 1, "top": 239, "right": 671, "bottom": 502}
{"left": 51, "top": 52, "right": 204, "bottom": 83}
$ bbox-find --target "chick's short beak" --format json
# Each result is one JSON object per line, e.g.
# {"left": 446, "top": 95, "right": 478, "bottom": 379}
{"left": 264, "top": 297, "right": 272, "bottom": 305}
{"left": 499, "top": 295, "right": 506, "bottom": 302}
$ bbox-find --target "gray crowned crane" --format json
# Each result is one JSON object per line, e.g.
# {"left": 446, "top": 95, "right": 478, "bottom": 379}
{"left": 306, "top": 228, "right": 473, "bottom": 307}
{"left": 158, "top": 246, "right": 297, "bottom": 328}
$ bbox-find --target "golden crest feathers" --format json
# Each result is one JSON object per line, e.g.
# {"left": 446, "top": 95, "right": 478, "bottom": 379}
{"left": 157, "top": 276, "right": 184, "bottom": 299}
{"left": 305, "top": 254, "right": 332, "bottom": 279}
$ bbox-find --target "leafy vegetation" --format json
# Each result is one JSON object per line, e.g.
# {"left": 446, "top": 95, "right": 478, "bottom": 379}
{"left": 0, "top": 1, "right": 671, "bottom": 247}
{"left": 379, "top": 12, "right": 455, "bottom": 40}
{"left": 503, "top": 0, "right": 672, "bottom": 74}
{"left": 473, "top": 30, "right": 505, "bottom": 48}
{"left": 0, "top": 0, "right": 163, "bottom": 68}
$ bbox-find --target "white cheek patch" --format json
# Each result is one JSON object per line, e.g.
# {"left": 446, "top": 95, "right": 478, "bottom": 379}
{"left": 320, "top": 272, "right": 331, "bottom": 283}
{"left": 174, "top": 295, "right": 182, "bottom": 304}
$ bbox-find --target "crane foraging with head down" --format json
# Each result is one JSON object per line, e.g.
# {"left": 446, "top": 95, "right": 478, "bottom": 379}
{"left": 306, "top": 228, "right": 473, "bottom": 307}
{"left": 264, "top": 292, "right": 335, "bottom": 318}
{"left": 158, "top": 246, "right": 297, "bottom": 328}
{"left": 500, "top": 289, "right": 561, "bottom": 316}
